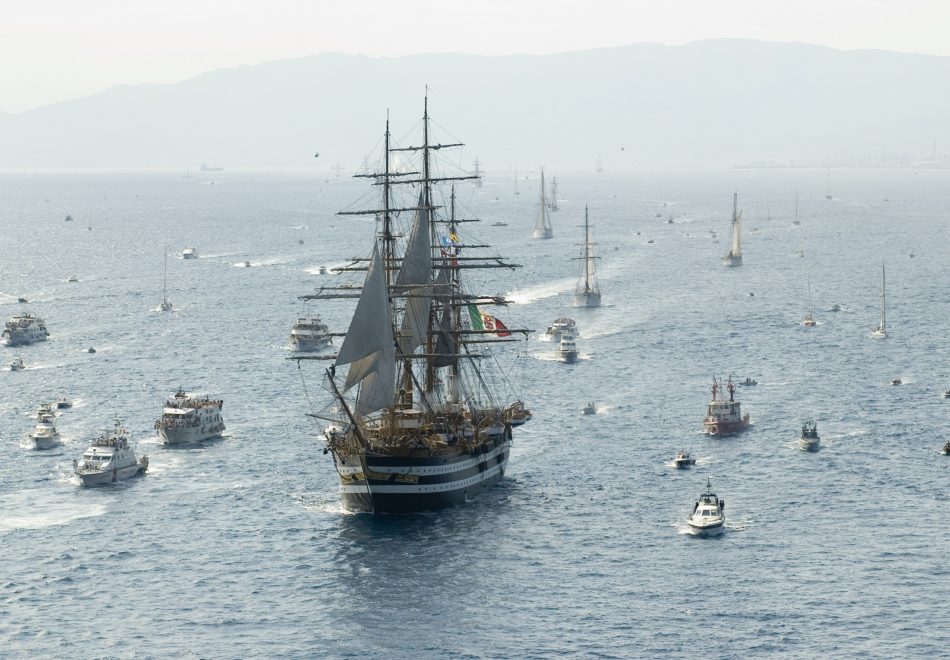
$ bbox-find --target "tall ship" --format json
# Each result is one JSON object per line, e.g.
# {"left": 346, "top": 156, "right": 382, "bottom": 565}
{"left": 702, "top": 377, "right": 751, "bottom": 436}
{"left": 299, "top": 96, "right": 530, "bottom": 513}
{"left": 2, "top": 313, "right": 49, "bottom": 346}
{"left": 548, "top": 175, "right": 559, "bottom": 211}
{"left": 290, "top": 316, "right": 332, "bottom": 351}
{"left": 154, "top": 390, "right": 225, "bottom": 445}
{"left": 721, "top": 192, "right": 743, "bottom": 267}
{"left": 871, "top": 262, "right": 887, "bottom": 339}
{"left": 573, "top": 206, "right": 601, "bottom": 307}
{"left": 533, "top": 171, "right": 554, "bottom": 238}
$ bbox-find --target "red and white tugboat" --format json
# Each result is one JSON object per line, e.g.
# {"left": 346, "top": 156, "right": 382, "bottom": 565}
{"left": 703, "top": 377, "right": 751, "bottom": 436}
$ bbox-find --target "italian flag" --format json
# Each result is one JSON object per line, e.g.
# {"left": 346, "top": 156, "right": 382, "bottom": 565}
{"left": 467, "top": 304, "right": 512, "bottom": 337}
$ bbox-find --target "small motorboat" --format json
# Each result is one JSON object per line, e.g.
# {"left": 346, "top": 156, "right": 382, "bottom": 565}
{"left": 799, "top": 420, "right": 820, "bottom": 452}
{"left": 36, "top": 403, "right": 55, "bottom": 419}
{"left": 17, "top": 297, "right": 27, "bottom": 303}
{"left": 582, "top": 402, "right": 597, "bottom": 415}
{"left": 297, "top": 239, "right": 304, "bottom": 245}
{"left": 941, "top": 441, "right": 950, "bottom": 455}
{"left": 739, "top": 377, "right": 757, "bottom": 386}
{"left": 491, "top": 222, "right": 508, "bottom": 227}
{"left": 64, "top": 215, "right": 73, "bottom": 222}
{"left": 318, "top": 266, "right": 328, "bottom": 274}
{"left": 673, "top": 450, "right": 696, "bottom": 468}
{"left": 29, "top": 413, "right": 61, "bottom": 449}
{"left": 181, "top": 247, "right": 198, "bottom": 259}
{"left": 503, "top": 400, "right": 532, "bottom": 427}
{"left": 66, "top": 276, "right": 78, "bottom": 283}
{"left": 942, "top": 390, "right": 950, "bottom": 399}
{"left": 687, "top": 478, "right": 726, "bottom": 537}
{"left": 85, "top": 347, "right": 97, "bottom": 354}
{"left": 891, "top": 378, "right": 902, "bottom": 386}
{"left": 9, "top": 357, "right": 25, "bottom": 371}
{"left": 238, "top": 261, "right": 251, "bottom": 268}
{"left": 830, "top": 304, "right": 842, "bottom": 312}
{"left": 55, "top": 397, "right": 72, "bottom": 409}
{"left": 555, "top": 334, "right": 578, "bottom": 363}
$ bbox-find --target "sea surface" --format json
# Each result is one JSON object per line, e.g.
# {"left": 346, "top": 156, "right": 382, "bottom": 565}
{"left": 1, "top": 167, "right": 949, "bottom": 658}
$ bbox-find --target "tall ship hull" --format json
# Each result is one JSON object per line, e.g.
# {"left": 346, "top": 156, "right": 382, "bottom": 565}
{"left": 333, "top": 437, "right": 511, "bottom": 513}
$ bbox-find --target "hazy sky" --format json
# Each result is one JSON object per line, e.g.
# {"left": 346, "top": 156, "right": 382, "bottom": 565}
{"left": 2, "top": 0, "right": 947, "bottom": 114}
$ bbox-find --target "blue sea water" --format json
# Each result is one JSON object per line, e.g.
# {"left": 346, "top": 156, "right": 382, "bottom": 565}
{"left": 1, "top": 167, "right": 949, "bottom": 657}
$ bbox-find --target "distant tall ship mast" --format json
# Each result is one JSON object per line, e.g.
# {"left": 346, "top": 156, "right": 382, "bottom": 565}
{"left": 533, "top": 171, "right": 554, "bottom": 238}
{"left": 871, "top": 262, "right": 887, "bottom": 338}
{"left": 159, "top": 248, "right": 173, "bottom": 312}
{"left": 824, "top": 166, "right": 833, "bottom": 200}
{"left": 573, "top": 206, "right": 601, "bottom": 307}
{"left": 548, "top": 176, "right": 559, "bottom": 211}
{"left": 473, "top": 158, "right": 482, "bottom": 188}
{"left": 721, "top": 192, "right": 743, "bottom": 267}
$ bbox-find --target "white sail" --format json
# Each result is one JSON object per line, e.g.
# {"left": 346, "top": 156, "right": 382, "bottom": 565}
{"left": 722, "top": 192, "right": 743, "bottom": 266}
{"left": 335, "top": 245, "right": 395, "bottom": 415}
{"left": 533, "top": 171, "right": 553, "bottom": 238}
{"left": 395, "top": 191, "right": 432, "bottom": 354}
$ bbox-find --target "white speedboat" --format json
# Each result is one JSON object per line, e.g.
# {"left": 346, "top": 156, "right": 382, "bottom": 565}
{"left": 673, "top": 450, "right": 696, "bottom": 468}
{"left": 318, "top": 265, "right": 328, "bottom": 274}
{"left": 556, "top": 333, "right": 578, "bottom": 363}
{"left": 154, "top": 390, "right": 225, "bottom": 445}
{"left": 290, "top": 316, "right": 332, "bottom": 351}
{"left": 2, "top": 313, "right": 49, "bottom": 346}
{"left": 582, "top": 402, "right": 597, "bottom": 415}
{"left": 9, "top": 357, "right": 24, "bottom": 371}
{"left": 55, "top": 397, "right": 72, "bottom": 409}
{"left": 687, "top": 478, "right": 726, "bottom": 536}
{"left": 181, "top": 247, "right": 198, "bottom": 259}
{"left": 942, "top": 390, "right": 950, "bottom": 399}
{"left": 891, "top": 377, "right": 902, "bottom": 386}
{"left": 799, "top": 420, "right": 820, "bottom": 452}
{"left": 29, "top": 412, "right": 61, "bottom": 449}
{"left": 73, "top": 422, "right": 148, "bottom": 485}
{"left": 544, "top": 317, "right": 577, "bottom": 342}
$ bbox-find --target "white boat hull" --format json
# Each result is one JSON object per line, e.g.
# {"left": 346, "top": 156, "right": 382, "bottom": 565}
{"left": 533, "top": 228, "right": 553, "bottom": 239}
{"left": 573, "top": 291, "right": 601, "bottom": 308}
{"left": 799, "top": 437, "right": 820, "bottom": 452}
{"left": 159, "top": 423, "right": 225, "bottom": 445}
{"left": 687, "top": 518, "right": 725, "bottom": 536}
{"left": 29, "top": 434, "right": 60, "bottom": 450}
{"left": 76, "top": 463, "right": 146, "bottom": 486}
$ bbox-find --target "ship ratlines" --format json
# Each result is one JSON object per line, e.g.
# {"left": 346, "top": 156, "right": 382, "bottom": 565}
{"left": 703, "top": 377, "right": 751, "bottom": 436}
{"left": 2, "top": 313, "right": 49, "bottom": 346}
{"left": 299, "top": 96, "right": 530, "bottom": 513}
{"left": 290, "top": 316, "right": 332, "bottom": 351}
{"left": 154, "top": 390, "right": 225, "bottom": 445}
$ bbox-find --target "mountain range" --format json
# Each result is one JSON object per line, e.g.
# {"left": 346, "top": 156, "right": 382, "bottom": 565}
{"left": 1, "top": 39, "right": 948, "bottom": 170}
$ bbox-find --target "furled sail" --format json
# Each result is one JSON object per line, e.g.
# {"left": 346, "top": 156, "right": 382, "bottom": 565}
{"left": 335, "top": 244, "right": 395, "bottom": 415}
{"left": 395, "top": 190, "right": 432, "bottom": 354}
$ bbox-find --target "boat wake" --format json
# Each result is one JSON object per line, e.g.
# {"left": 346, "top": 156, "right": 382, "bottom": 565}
{"left": 0, "top": 489, "right": 106, "bottom": 532}
{"left": 506, "top": 277, "right": 575, "bottom": 305}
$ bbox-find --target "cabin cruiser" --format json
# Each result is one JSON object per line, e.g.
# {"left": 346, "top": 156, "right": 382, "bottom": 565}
{"left": 703, "top": 377, "right": 751, "bottom": 435}
{"left": 55, "top": 397, "right": 72, "bottom": 409}
{"left": 545, "top": 317, "right": 577, "bottom": 342}
{"left": 799, "top": 420, "right": 820, "bottom": 452}
{"left": 891, "top": 378, "right": 902, "bottom": 386}
{"left": 154, "top": 390, "right": 225, "bottom": 445}
{"left": 290, "top": 316, "right": 332, "bottom": 351}
{"left": 687, "top": 477, "right": 726, "bottom": 536}
{"left": 582, "top": 402, "right": 597, "bottom": 415}
{"left": 85, "top": 347, "right": 96, "bottom": 353}
{"left": 73, "top": 422, "right": 148, "bottom": 485}
{"left": 181, "top": 247, "right": 198, "bottom": 259}
{"left": 9, "top": 357, "right": 24, "bottom": 371}
{"left": 556, "top": 333, "right": 578, "bottom": 363}
{"left": 29, "top": 412, "right": 61, "bottom": 449}
{"left": 673, "top": 450, "right": 696, "bottom": 468}
{"left": 318, "top": 265, "right": 328, "bottom": 274}
{"left": 503, "top": 400, "right": 532, "bottom": 427}
{"left": 2, "top": 313, "right": 49, "bottom": 346}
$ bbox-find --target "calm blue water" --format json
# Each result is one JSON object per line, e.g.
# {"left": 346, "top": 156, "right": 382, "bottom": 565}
{"left": 1, "top": 168, "right": 949, "bottom": 657}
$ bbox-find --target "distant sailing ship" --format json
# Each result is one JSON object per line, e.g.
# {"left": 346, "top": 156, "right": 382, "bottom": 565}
{"left": 548, "top": 176, "right": 559, "bottom": 211}
{"left": 473, "top": 158, "right": 483, "bottom": 188}
{"left": 871, "top": 262, "right": 887, "bottom": 338}
{"left": 573, "top": 206, "right": 601, "bottom": 307}
{"left": 721, "top": 192, "right": 743, "bottom": 267}
{"left": 802, "top": 278, "right": 816, "bottom": 326}
{"left": 300, "top": 96, "right": 530, "bottom": 513}
{"left": 159, "top": 248, "right": 173, "bottom": 312}
{"left": 824, "top": 166, "right": 833, "bottom": 200}
{"left": 533, "top": 171, "right": 554, "bottom": 238}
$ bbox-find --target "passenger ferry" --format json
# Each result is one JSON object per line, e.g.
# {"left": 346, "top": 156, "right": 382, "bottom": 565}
{"left": 2, "top": 313, "right": 49, "bottom": 346}
{"left": 154, "top": 390, "right": 225, "bottom": 445}
{"left": 74, "top": 422, "right": 148, "bottom": 485}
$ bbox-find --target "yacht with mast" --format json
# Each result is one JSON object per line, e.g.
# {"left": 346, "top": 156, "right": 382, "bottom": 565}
{"left": 803, "top": 278, "right": 817, "bottom": 327}
{"left": 299, "top": 97, "right": 530, "bottom": 513}
{"left": 159, "top": 248, "right": 173, "bottom": 312}
{"left": 871, "top": 263, "right": 887, "bottom": 339}
{"left": 721, "top": 193, "right": 743, "bottom": 267}
{"left": 533, "top": 171, "right": 554, "bottom": 238}
{"left": 824, "top": 166, "right": 833, "bottom": 200}
{"left": 573, "top": 207, "right": 601, "bottom": 307}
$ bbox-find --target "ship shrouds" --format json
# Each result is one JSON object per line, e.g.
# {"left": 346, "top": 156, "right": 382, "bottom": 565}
{"left": 298, "top": 96, "right": 531, "bottom": 513}
{"left": 573, "top": 206, "right": 601, "bottom": 307}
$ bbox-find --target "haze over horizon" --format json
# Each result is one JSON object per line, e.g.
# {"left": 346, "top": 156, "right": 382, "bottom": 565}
{"left": 3, "top": 0, "right": 949, "bottom": 113}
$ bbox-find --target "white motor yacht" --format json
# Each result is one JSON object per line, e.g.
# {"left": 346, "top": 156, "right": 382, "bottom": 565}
{"left": 687, "top": 478, "right": 726, "bottom": 536}
{"left": 73, "top": 422, "right": 148, "bottom": 485}
{"left": 556, "top": 333, "right": 578, "bottom": 363}
{"left": 181, "top": 247, "right": 199, "bottom": 259}
{"left": 9, "top": 357, "right": 25, "bottom": 371}
{"left": 545, "top": 317, "right": 577, "bottom": 342}
{"left": 582, "top": 402, "right": 597, "bottom": 415}
{"left": 55, "top": 397, "right": 72, "bottom": 409}
{"left": 290, "top": 316, "right": 332, "bottom": 352}
{"left": 154, "top": 389, "right": 225, "bottom": 445}
{"left": 799, "top": 420, "right": 820, "bottom": 452}
{"left": 673, "top": 450, "right": 696, "bottom": 468}
{"left": 29, "top": 412, "right": 61, "bottom": 449}
{"left": 2, "top": 313, "right": 49, "bottom": 346}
